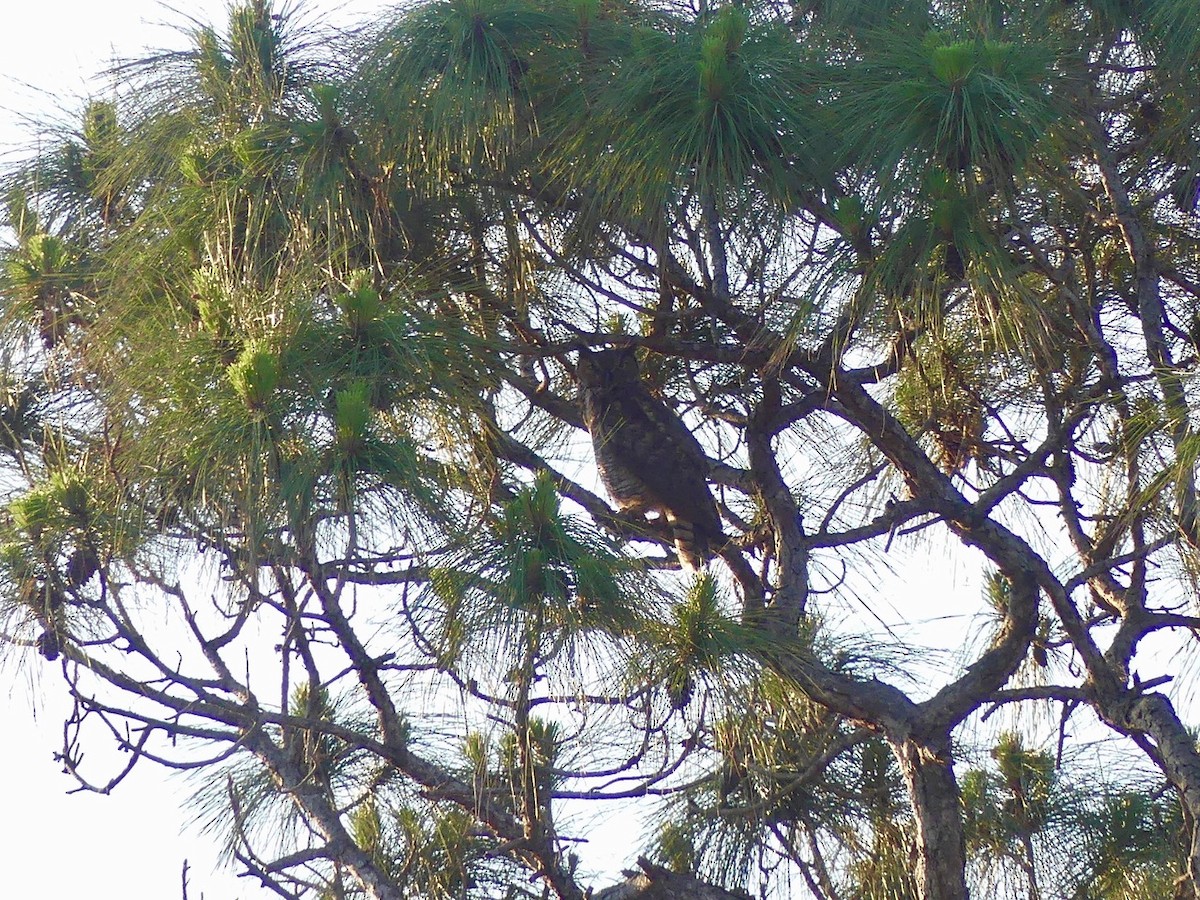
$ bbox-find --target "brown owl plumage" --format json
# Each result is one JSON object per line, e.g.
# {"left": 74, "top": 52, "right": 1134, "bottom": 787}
{"left": 576, "top": 347, "right": 723, "bottom": 569}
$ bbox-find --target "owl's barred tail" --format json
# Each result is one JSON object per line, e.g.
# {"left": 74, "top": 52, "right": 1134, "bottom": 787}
{"left": 665, "top": 512, "right": 724, "bottom": 572}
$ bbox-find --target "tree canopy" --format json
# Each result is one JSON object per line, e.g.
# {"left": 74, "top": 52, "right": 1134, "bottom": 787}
{"left": 2, "top": 0, "right": 1200, "bottom": 898}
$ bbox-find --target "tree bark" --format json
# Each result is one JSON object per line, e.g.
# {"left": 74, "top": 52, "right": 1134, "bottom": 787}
{"left": 1103, "top": 691, "right": 1200, "bottom": 892}
{"left": 892, "top": 733, "right": 969, "bottom": 900}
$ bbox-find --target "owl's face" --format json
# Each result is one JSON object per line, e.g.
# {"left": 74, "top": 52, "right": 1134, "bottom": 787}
{"left": 576, "top": 347, "right": 640, "bottom": 392}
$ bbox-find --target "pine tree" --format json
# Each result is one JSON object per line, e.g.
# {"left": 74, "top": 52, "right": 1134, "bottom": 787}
{"left": 3, "top": 1, "right": 1200, "bottom": 898}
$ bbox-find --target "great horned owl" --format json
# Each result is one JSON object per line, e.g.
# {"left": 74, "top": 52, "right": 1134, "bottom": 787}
{"left": 576, "top": 347, "right": 723, "bottom": 569}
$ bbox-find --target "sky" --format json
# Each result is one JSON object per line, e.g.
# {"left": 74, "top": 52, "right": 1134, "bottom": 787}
{"left": 0, "top": 5, "right": 386, "bottom": 898}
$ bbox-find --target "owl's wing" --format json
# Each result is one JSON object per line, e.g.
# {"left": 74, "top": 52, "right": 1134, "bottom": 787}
{"left": 598, "top": 389, "right": 724, "bottom": 541}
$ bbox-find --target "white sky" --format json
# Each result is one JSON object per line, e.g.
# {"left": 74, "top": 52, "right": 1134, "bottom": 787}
{"left": 0, "top": 5, "right": 387, "bottom": 898}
